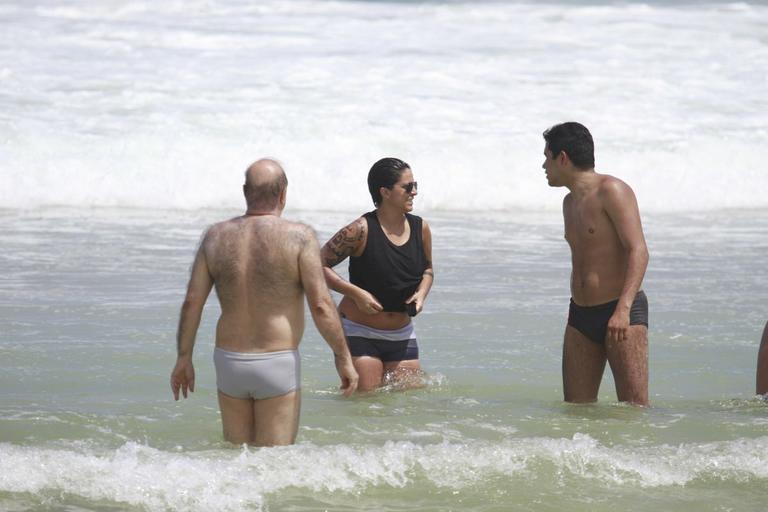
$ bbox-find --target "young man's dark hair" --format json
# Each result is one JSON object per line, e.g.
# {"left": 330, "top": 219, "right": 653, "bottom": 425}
{"left": 543, "top": 122, "right": 595, "bottom": 170}
{"left": 367, "top": 157, "right": 411, "bottom": 207}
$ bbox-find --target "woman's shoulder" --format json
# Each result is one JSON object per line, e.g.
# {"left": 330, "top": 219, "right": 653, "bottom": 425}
{"left": 405, "top": 212, "right": 424, "bottom": 227}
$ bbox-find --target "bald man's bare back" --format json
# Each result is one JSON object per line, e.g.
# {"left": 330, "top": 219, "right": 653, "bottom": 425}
{"left": 203, "top": 214, "right": 310, "bottom": 353}
{"left": 171, "top": 158, "right": 357, "bottom": 446}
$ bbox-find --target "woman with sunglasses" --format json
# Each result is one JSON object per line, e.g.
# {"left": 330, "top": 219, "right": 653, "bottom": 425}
{"left": 321, "top": 157, "right": 434, "bottom": 392}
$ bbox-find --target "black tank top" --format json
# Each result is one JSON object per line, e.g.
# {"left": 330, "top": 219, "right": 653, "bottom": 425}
{"left": 349, "top": 211, "right": 428, "bottom": 312}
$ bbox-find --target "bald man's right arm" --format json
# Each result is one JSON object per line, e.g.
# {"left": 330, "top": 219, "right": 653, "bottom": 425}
{"left": 297, "top": 226, "right": 358, "bottom": 395}
{"left": 171, "top": 234, "right": 214, "bottom": 400}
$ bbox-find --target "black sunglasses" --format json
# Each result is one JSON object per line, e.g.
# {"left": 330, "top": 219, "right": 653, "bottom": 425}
{"left": 398, "top": 181, "right": 418, "bottom": 193}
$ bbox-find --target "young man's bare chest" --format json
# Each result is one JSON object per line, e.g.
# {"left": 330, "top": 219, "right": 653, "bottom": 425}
{"left": 564, "top": 195, "right": 617, "bottom": 253}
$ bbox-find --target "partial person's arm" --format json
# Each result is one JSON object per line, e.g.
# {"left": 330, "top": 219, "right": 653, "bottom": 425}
{"left": 301, "top": 226, "right": 359, "bottom": 395}
{"left": 321, "top": 217, "right": 383, "bottom": 314}
{"left": 405, "top": 219, "right": 434, "bottom": 314}
{"left": 757, "top": 321, "right": 768, "bottom": 396}
{"left": 170, "top": 238, "right": 214, "bottom": 400}
{"left": 602, "top": 179, "right": 649, "bottom": 343}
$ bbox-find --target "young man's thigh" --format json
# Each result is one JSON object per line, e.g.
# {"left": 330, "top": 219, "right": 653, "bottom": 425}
{"left": 606, "top": 325, "right": 648, "bottom": 405}
{"left": 563, "top": 326, "right": 607, "bottom": 403}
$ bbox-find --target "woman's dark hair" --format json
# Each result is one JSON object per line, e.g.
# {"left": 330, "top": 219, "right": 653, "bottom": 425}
{"left": 543, "top": 122, "right": 595, "bottom": 170}
{"left": 367, "top": 157, "right": 410, "bottom": 206}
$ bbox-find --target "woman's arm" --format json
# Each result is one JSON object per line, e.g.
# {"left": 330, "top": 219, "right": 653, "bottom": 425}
{"left": 406, "top": 219, "right": 433, "bottom": 314}
{"left": 320, "top": 217, "right": 383, "bottom": 314}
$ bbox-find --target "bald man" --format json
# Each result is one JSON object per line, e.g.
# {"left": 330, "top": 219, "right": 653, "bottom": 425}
{"left": 170, "top": 159, "right": 358, "bottom": 446}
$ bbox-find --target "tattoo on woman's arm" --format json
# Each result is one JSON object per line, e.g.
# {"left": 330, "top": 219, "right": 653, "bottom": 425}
{"left": 323, "top": 220, "right": 365, "bottom": 267}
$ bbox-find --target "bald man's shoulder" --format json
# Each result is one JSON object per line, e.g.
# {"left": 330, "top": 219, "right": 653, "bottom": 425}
{"left": 200, "top": 216, "right": 245, "bottom": 241}
{"left": 278, "top": 219, "right": 319, "bottom": 244}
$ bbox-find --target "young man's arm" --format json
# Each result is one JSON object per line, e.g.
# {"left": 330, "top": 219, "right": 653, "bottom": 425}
{"left": 300, "top": 226, "right": 359, "bottom": 395}
{"left": 170, "top": 236, "right": 214, "bottom": 400}
{"left": 602, "top": 179, "right": 649, "bottom": 343}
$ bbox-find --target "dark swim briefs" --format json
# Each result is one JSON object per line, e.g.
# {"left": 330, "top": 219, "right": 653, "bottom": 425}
{"left": 342, "top": 318, "right": 419, "bottom": 362}
{"left": 567, "top": 290, "right": 648, "bottom": 344}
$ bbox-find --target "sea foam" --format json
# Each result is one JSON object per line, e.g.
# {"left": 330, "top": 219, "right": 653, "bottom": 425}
{"left": 2, "top": 435, "right": 767, "bottom": 511}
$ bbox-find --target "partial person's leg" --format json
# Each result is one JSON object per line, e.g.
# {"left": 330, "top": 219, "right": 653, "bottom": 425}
{"left": 383, "top": 359, "right": 424, "bottom": 389}
{"left": 217, "top": 391, "right": 255, "bottom": 444}
{"left": 563, "top": 325, "right": 607, "bottom": 403}
{"left": 757, "top": 321, "right": 768, "bottom": 396}
{"left": 606, "top": 325, "right": 649, "bottom": 406}
{"left": 354, "top": 356, "right": 385, "bottom": 391}
{"left": 252, "top": 390, "right": 301, "bottom": 446}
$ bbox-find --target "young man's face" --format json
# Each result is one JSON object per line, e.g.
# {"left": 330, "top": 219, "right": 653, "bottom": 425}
{"left": 542, "top": 144, "right": 563, "bottom": 187}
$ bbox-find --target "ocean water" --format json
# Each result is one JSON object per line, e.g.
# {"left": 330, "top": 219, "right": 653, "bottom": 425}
{"left": 2, "top": 0, "right": 768, "bottom": 511}
{"left": 1, "top": 208, "right": 767, "bottom": 511}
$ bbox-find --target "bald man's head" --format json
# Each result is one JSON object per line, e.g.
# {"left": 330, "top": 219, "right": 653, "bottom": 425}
{"left": 243, "top": 159, "right": 288, "bottom": 210}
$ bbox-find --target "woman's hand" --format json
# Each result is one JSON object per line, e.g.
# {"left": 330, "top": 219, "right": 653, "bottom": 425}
{"left": 353, "top": 289, "right": 384, "bottom": 314}
{"left": 405, "top": 292, "right": 424, "bottom": 315}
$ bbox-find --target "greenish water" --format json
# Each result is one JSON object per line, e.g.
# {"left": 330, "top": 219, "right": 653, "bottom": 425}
{"left": 1, "top": 208, "right": 767, "bottom": 511}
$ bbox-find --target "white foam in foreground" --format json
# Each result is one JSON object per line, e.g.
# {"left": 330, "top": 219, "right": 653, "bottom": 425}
{"left": 1, "top": 434, "right": 767, "bottom": 511}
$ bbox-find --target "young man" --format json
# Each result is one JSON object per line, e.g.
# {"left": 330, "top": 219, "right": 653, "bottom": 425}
{"left": 542, "top": 122, "right": 650, "bottom": 406}
{"left": 170, "top": 159, "right": 358, "bottom": 446}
